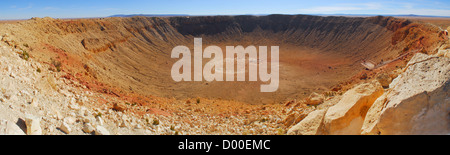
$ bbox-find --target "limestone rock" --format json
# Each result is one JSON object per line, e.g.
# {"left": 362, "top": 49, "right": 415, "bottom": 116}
{"left": 25, "top": 116, "right": 42, "bottom": 135}
{"left": 282, "top": 113, "right": 296, "bottom": 127}
{"left": 55, "top": 111, "right": 63, "bottom": 120}
{"left": 95, "top": 126, "right": 110, "bottom": 135}
{"left": 294, "top": 113, "right": 308, "bottom": 124}
{"left": 436, "top": 49, "right": 449, "bottom": 58}
{"left": 362, "top": 53, "right": 450, "bottom": 135}
{"left": 82, "top": 123, "right": 95, "bottom": 133}
{"left": 68, "top": 103, "right": 80, "bottom": 110}
{"left": 29, "top": 98, "right": 39, "bottom": 107}
{"left": 60, "top": 122, "right": 72, "bottom": 134}
{"left": 360, "top": 93, "right": 387, "bottom": 135}
{"left": 323, "top": 81, "right": 384, "bottom": 135}
{"left": 96, "top": 116, "right": 104, "bottom": 126}
{"left": 64, "top": 117, "right": 77, "bottom": 125}
{"left": 287, "top": 109, "right": 327, "bottom": 135}
{"left": 282, "top": 112, "right": 308, "bottom": 127}
{"left": 376, "top": 73, "right": 392, "bottom": 88}
{"left": 305, "top": 92, "right": 324, "bottom": 105}
{"left": 0, "top": 120, "right": 26, "bottom": 135}
{"left": 82, "top": 117, "right": 92, "bottom": 123}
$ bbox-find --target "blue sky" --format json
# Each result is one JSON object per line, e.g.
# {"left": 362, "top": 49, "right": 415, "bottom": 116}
{"left": 0, "top": 0, "right": 449, "bottom": 19}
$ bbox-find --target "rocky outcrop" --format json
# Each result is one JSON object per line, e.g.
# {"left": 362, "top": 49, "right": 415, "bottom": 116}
{"left": 0, "top": 120, "right": 25, "bottom": 135}
{"left": 25, "top": 115, "right": 42, "bottom": 135}
{"left": 362, "top": 53, "right": 449, "bottom": 135}
{"left": 60, "top": 122, "right": 72, "bottom": 134}
{"left": 95, "top": 125, "right": 110, "bottom": 135}
{"left": 436, "top": 44, "right": 450, "bottom": 58}
{"left": 287, "top": 109, "right": 327, "bottom": 135}
{"left": 322, "top": 81, "right": 384, "bottom": 135}
{"left": 304, "top": 92, "right": 325, "bottom": 106}
{"left": 376, "top": 73, "right": 393, "bottom": 88}
{"left": 282, "top": 111, "right": 308, "bottom": 127}
{"left": 289, "top": 53, "right": 449, "bottom": 135}
{"left": 286, "top": 81, "right": 384, "bottom": 135}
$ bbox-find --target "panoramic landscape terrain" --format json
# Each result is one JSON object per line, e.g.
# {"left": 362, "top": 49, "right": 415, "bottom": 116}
{"left": 0, "top": 13, "right": 448, "bottom": 135}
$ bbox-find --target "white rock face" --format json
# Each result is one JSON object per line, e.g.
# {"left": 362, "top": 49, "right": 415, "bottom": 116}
{"left": 362, "top": 53, "right": 450, "bottom": 135}
{"left": 60, "top": 122, "right": 72, "bottom": 134}
{"left": 323, "top": 81, "right": 384, "bottom": 135}
{"left": 289, "top": 53, "right": 449, "bottom": 135}
{"left": 25, "top": 116, "right": 42, "bottom": 135}
{"left": 305, "top": 92, "right": 324, "bottom": 105}
{"left": 95, "top": 126, "right": 110, "bottom": 135}
{"left": 287, "top": 109, "right": 327, "bottom": 135}
{"left": 82, "top": 123, "right": 95, "bottom": 133}
{"left": 0, "top": 120, "right": 25, "bottom": 135}
{"left": 64, "top": 117, "right": 77, "bottom": 125}
{"left": 96, "top": 117, "right": 104, "bottom": 126}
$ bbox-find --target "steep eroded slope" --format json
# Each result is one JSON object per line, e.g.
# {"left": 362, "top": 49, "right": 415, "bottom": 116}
{"left": 0, "top": 15, "right": 442, "bottom": 104}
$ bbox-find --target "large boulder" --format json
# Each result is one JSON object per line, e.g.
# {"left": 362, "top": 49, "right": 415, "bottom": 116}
{"left": 305, "top": 92, "right": 324, "bottom": 105}
{"left": 25, "top": 116, "right": 42, "bottom": 135}
{"left": 95, "top": 125, "right": 110, "bottom": 135}
{"left": 376, "top": 73, "right": 393, "bottom": 88}
{"left": 360, "top": 93, "right": 387, "bottom": 134}
{"left": 362, "top": 53, "right": 450, "bottom": 135}
{"left": 0, "top": 120, "right": 26, "bottom": 135}
{"left": 323, "top": 81, "right": 384, "bottom": 135}
{"left": 287, "top": 109, "right": 327, "bottom": 135}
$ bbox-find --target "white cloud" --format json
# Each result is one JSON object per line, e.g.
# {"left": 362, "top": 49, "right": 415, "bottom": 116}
{"left": 297, "top": 1, "right": 450, "bottom": 16}
{"left": 299, "top": 2, "right": 383, "bottom": 13}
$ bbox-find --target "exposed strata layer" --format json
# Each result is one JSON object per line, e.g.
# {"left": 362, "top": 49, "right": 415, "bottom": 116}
{"left": 0, "top": 15, "right": 448, "bottom": 135}
{"left": 0, "top": 15, "right": 443, "bottom": 104}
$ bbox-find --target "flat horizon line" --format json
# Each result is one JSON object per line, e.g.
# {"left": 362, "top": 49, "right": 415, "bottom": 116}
{"left": 1, "top": 13, "right": 449, "bottom": 21}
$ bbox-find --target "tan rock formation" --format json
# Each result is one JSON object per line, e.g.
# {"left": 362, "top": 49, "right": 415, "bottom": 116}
{"left": 436, "top": 48, "right": 449, "bottom": 58}
{"left": 305, "top": 92, "right": 324, "bottom": 105}
{"left": 287, "top": 109, "right": 327, "bottom": 135}
{"left": 376, "top": 73, "right": 392, "bottom": 88}
{"left": 113, "top": 103, "right": 127, "bottom": 112}
{"left": 283, "top": 112, "right": 308, "bottom": 127}
{"left": 0, "top": 120, "right": 25, "bottom": 135}
{"left": 25, "top": 116, "right": 42, "bottom": 135}
{"left": 362, "top": 53, "right": 449, "bottom": 135}
{"left": 323, "top": 81, "right": 384, "bottom": 135}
